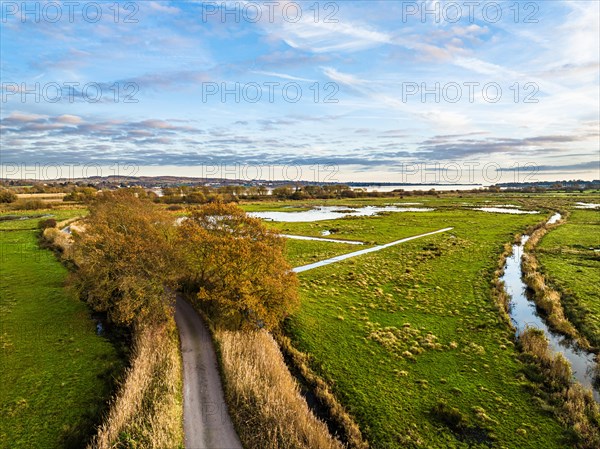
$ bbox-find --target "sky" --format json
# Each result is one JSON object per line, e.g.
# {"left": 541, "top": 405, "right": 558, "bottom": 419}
{"left": 1, "top": 0, "right": 599, "bottom": 184}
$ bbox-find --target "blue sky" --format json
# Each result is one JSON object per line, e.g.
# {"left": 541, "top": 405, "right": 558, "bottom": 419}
{"left": 1, "top": 0, "right": 599, "bottom": 183}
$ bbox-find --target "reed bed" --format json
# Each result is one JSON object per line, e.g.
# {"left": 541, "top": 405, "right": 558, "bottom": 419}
{"left": 87, "top": 324, "right": 183, "bottom": 449}
{"left": 215, "top": 329, "right": 346, "bottom": 449}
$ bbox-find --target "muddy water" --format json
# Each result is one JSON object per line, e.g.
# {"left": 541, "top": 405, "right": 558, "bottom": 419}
{"left": 503, "top": 214, "right": 599, "bottom": 401}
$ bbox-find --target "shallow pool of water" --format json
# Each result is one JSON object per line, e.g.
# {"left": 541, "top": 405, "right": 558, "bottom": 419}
{"left": 474, "top": 207, "right": 538, "bottom": 214}
{"left": 249, "top": 206, "right": 434, "bottom": 222}
{"left": 575, "top": 202, "right": 600, "bottom": 209}
{"left": 0, "top": 213, "right": 54, "bottom": 222}
{"left": 547, "top": 213, "right": 562, "bottom": 225}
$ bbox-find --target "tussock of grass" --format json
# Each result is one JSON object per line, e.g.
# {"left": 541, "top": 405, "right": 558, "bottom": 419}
{"left": 87, "top": 324, "right": 183, "bottom": 449}
{"left": 366, "top": 322, "right": 442, "bottom": 359}
{"left": 519, "top": 328, "right": 600, "bottom": 449}
{"left": 42, "top": 226, "right": 74, "bottom": 253}
{"left": 215, "top": 329, "right": 345, "bottom": 449}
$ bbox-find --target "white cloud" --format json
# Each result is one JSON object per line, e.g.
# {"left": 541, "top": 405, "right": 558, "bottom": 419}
{"left": 322, "top": 67, "right": 367, "bottom": 87}
{"left": 251, "top": 71, "right": 315, "bottom": 82}
{"left": 56, "top": 115, "right": 83, "bottom": 125}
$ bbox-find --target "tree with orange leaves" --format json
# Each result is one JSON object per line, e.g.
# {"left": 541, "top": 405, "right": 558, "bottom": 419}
{"left": 71, "top": 190, "right": 179, "bottom": 327}
{"left": 177, "top": 202, "right": 298, "bottom": 331}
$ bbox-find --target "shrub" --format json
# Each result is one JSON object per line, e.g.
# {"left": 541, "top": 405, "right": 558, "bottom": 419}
{"left": 0, "top": 189, "right": 17, "bottom": 203}
{"left": 39, "top": 218, "right": 57, "bottom": 230}
{"left": 178, "top": 202, "right": 298, "bottom": 331}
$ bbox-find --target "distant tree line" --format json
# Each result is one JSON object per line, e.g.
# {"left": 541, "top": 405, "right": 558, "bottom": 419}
{"left": 2, "top": 179, "right": 598, "bottom": 208}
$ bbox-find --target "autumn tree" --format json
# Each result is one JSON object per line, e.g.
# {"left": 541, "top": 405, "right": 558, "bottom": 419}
{"left": 177, "top": 202, "right": 298, "bottom": 331}
{"left": 71, "top": 191, "right": 179, "bottom": 327}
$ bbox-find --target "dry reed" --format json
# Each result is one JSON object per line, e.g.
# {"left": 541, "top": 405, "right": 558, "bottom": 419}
{"left": 519, "top": 328, "right": 600, "bottom": 449}
{"left": 87, "top": 324, "right": 183, "bottom": 449}
{"left": 215, "top": 329, "right": 346, "bottom": 449}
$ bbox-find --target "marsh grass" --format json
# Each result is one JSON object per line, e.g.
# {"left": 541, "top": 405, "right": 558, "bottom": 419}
{"left": 272, "top": 202, "right": 570, "bottom": 448}
{"left": 276, "top": 333, "right": 369, "bottom": 449}
{"left": 519, "top": 328, "right": 600, "bottom": 449}
{"left": 523, "top": 221, "right": 592, "bottom": 350}
{"left": 215, "top": 329, "right": 346, "bottom": 449}
{"left": 87, "top": 324, "right": 183, "bottom": 449}
{"left": 535, "top": 209, "right": 600, "bottom": 350}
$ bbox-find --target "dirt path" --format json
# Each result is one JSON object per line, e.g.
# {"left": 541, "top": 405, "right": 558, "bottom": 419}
{"left": 175, "top": 296, "right": 243, "bottom": 449}
{"left": 293, "top": 227, "right": 454, "bottom": 273}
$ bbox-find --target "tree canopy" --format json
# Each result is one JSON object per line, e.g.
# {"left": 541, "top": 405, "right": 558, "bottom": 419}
{"left": 71, "top": 195, "right": 298, "bottom": 331}
{"left": 177, "top": 202, "right": 298, "bottom": 331}
{"left": 72, "top": 191, "right": 179, "bottom": 327}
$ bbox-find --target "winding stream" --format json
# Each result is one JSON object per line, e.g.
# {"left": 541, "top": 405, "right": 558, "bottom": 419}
{"left": 249, "top": 205, "right": 434, "bottom": 222}
{"left": 503, "top": 213, "right": 599, "bottom": 401}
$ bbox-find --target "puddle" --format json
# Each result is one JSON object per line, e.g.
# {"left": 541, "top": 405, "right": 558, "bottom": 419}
{"left": 0, "top": 214, "right": 54, "bottom": 222}
{"left": 249, "top": 206, "right": 434, "bottom": 222}
{"left": 575, "top": 202, "right": 600, "bottom": 209}
{"left": 547, "top": 213, "right": 561, "bottom": 225}
{"left": 474, "top": 207, "right": 538, "bottom": 214}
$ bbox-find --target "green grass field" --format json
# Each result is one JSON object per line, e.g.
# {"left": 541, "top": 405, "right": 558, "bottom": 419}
{"left": 247, "top": 195, "right": 575, "bottom": 448}
{"left": 0, "top": 210, "right": 122, "bottom": 449}
{"left": 537, "top": 207, "right": 600, "bottom": 348}
{"left": 285, "top": 239, "right": 368, "bottom": 268}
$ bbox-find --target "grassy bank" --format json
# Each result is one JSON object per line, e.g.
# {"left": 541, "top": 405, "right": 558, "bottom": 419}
{"left": 522, "top": 220, "right": 588, "bottom": 348}
{"left": 214, "top": 328, "right": 345, "bottom": 449}
{"left": 87, "top": 324, "right": 183, "bottom": 449}
{"left": 253, "top": 201, "right": 573, "bottom": 447}
{"left": 0, "top": 211, "right": 121, "bottom": 448}
{"left": 519, "top": 328, "right": 600, "bottom": 448}
{"left": 535, "top": 208, "right": 600, "bottom": 349}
